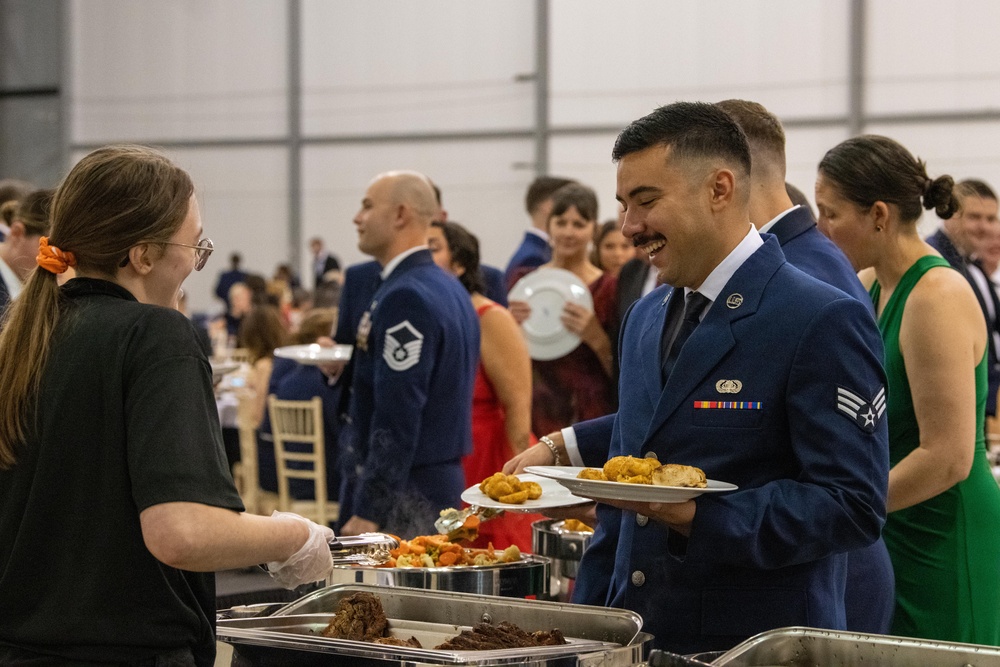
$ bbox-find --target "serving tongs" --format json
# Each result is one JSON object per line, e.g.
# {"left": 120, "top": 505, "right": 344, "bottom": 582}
{"left": 328, "top": 532, "right": 399, "bottom": 565}
{"left": 434, "top": 506, "right": 504, "bottom": 542}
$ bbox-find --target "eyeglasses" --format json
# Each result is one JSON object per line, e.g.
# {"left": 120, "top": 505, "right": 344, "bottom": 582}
{"left": 162, "top": 238, "right": 214, "bottom": 271}
{"left": 119, "top": 237, "right": 214, "bottom": 271}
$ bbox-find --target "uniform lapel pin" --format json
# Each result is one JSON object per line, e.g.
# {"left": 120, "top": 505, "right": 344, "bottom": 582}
{"left": 726, "top": 293, "right": 743, "bottom": 309}
{"left": 715, "top": 379, "right": 742, "bottom": 394}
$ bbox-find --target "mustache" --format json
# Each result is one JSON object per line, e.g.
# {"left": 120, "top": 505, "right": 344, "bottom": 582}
{"left": 632, "top": 233, "right": 665, "bottom": 248}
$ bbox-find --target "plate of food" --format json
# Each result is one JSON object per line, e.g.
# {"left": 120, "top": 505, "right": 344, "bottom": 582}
{"left": 508, "top": 268, "right": 594, "bottom": 361}
{"left": 274, "top": 343, "right": 353, "bottom": 365}
{"left": 525, "top": 457, "right": 737, "bottom": 503}
{"left": 460, "top": 473, "right": 590, "bottom": 512}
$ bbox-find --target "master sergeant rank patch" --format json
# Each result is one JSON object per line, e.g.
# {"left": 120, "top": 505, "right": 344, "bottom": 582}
{"left": 383, "top": 320, "right": 424, "bottom": 371}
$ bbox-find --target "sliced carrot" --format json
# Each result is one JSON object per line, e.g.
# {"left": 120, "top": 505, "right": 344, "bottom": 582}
{"left": 438, "top": 551, "right": 459, "bottom": 566}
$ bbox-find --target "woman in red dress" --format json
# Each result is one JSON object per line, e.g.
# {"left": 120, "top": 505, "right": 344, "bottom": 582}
{"left": 508, "top": 183, "right": 618, "bottom": 437}
{"left": 428, "top": 220, "right": 541, "bottom": 551}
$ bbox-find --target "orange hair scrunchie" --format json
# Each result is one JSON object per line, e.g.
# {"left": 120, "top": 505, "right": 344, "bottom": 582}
{"left": 37, "top": 236, "right": 77, "bottom": 275}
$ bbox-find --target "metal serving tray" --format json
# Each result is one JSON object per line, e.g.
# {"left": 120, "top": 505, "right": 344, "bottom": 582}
{"left": 325, "top": 553, "right": 550, "bottom": 599}
{"left": 218, "top": 583, "right": 649, "bottom": 666}
{"left": 711, "top": 626, "right": 1000, "bottom": 666}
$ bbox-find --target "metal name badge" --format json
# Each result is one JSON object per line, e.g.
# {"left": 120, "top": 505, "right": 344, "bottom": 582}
{"left": 715, "top": 379, "right": 742, "bottom": 394}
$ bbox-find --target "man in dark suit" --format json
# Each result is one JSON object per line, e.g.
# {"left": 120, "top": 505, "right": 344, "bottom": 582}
{"left": 337, "top": 171, "right": 479, "bottom": 538}
{"left": 517, "top": 103, "right": 889, "bottom": 653}
{"left": 309, "top": 237, "right": 341, "bottom": 290}
{"left": 511, "top": 100, "right": 891, "bottom": 635}
{"left": 503, "top": 176, "right": 575, "bottom": 290}
{"left": 926, "top": 179, "right": 1000, "bottom": 416}
{"left": 428, "top": 179, "right": 508, "bottom": 306}
{"left": 213, "top": 252, "right": 247, "bottom": 311}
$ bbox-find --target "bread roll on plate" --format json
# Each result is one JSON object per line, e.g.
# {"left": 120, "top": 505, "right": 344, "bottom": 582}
{"left": 651, "top": 464, "right": 707, "bottom": 488}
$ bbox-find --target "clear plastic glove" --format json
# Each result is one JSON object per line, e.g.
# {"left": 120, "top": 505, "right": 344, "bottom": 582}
{"left": 266, "top": 511, "right": 334, "bottom": 589}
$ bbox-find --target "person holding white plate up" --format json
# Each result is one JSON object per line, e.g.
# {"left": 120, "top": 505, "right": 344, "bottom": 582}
{"left": 564, "top": 103, "right": 889, "bottom": 654}
{"left": 508, "top": 183, "right": 617, "bottom": 437}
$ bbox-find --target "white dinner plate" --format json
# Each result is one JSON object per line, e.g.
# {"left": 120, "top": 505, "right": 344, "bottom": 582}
{"left": 508, "top": 268, "right": 594, "bottom": 361}
{"left": 274, "top": 343, "right": 353, "bottom": 365}
{"left": 461, "top": 473, "right": 590, "bottom": 513}
{"left": 524, "top": 466, "right": 738, "bottom": 504}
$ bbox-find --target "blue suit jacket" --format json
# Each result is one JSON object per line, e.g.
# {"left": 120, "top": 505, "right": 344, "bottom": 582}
{"left": 575, "top": 207, "right": 872, "bottom": 466}
{"left": 573, "top": 213, "right": 894, "bottom": 634}
{"left": 335, "top": 261, "right": 382, "bottom": 345}
{"left": 504, "top": 232, "right": 550, "bottom": 291}
{"left": 768, "top": 207, "right": 871, "bottom": 308}
{"left": 0, "top": 273, "right": 10, "bottom": 313}
{"left": 257, "top": 357, "right": 342, "bottom": 500}
{"left": 339, "top": 250, "right": 479, "bottom": 536}
{"left": 575, "top": 237, "right": 888, "bottom": 653}
{"left": 481, "top": 264, "right": 508, "bottom": 307}
{"left": 332, "top": 261, "right": 383, "bottom": 419}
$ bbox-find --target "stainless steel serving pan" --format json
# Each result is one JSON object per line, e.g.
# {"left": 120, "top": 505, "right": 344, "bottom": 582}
{"left": 324, "top": 553, "right": 550, "bottom": 599}
{"left": 217, "top": 583, "right": 650, "bottom": 666}
{"left": 711, "top": 626, "right": 1000, "bottom": 666}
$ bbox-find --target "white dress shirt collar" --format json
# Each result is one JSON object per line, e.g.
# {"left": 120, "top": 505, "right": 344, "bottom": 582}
{"left": 757, "top": 205, "right": 801, "bottom": 235}
{"left": 527, "top": 227, "right": 550, "bottom": 242}
{"left": 0, "top": 256, "right": 22, "bottom": 300}
{"left": 686, "top": 224, "right": 763, "bottom": 307}
{"left": 381, "top": 245, "right": 427, "bottom": 280}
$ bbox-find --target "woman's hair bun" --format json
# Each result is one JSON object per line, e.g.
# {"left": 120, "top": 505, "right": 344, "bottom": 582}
{"left": 923, "top": 174, "right": 958, "bottom": 220}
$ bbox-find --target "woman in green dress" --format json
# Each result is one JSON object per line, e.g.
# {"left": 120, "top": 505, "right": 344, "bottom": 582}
{"left": 815, "top": 134, "right": 1000, "bottom": 644}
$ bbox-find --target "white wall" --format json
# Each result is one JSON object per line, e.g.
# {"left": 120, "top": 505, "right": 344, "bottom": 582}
{"left": 63, "top": 0, "right": 1000, "bottom": 315}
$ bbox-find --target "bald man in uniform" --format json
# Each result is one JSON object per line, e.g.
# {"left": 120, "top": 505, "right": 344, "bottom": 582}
{"left": 338, "top": 171, "right": 479, "bottom": 537}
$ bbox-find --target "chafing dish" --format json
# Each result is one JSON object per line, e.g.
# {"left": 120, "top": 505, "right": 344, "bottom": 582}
{"left": 325, "top": 553, "right": 550, "bottom": 599}
{"left": 709, "top": 626, "right": 1000, "bottom": 666}
{"left": 532, "top": 519, "right": 593, "bottom": 601}
{"left": 218, "top": 583, "right": 651, "bottom": 666}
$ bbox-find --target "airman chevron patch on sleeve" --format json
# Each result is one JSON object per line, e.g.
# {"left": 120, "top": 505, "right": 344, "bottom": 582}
{"left": 836, "top": 386, "right": 886, "bottom": 433}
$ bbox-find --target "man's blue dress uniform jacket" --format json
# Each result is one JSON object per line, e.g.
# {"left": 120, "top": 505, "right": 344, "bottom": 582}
{"left": 339, "top": 250, "right": 479, "bottom": 532}
{"left": 574, "top": 237, "right": 888, "bottom": 654}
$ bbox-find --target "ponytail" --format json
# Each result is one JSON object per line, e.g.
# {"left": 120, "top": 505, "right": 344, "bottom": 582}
{"left": 0, "top": 268, "right": 62, "bottom": 468}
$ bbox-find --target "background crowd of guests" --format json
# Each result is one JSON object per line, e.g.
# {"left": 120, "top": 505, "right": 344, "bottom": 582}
{"left": 3, "top": 96, "right": 1000, "bottom": 662}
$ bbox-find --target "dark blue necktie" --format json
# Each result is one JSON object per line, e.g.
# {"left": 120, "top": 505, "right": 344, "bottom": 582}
{"left": 661, "top": 291, "right": 710, "bottom": 382}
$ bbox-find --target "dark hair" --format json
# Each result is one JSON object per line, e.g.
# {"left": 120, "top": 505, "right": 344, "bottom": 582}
{"left": 0, "top": 145, "right": 194, "bottom": 468}
{"left": 818, "top": 135, "right": 958, "bottom": 223}
{"left": 17, "top": 189, "right": 55, "bottom": 236}
{"left": 715, "top": 99, "right": 785, "bottom": 177}
{"left": 0, "top": 179, "right": 33, "bottom": 207}
{"left": 244, "top": 273, "right": 272, "bottom": 305}
{"left": 237, "top": 305, "right": 288, "bottom": 363}
{"left": 431, "top": 220, "right": 485, "bottom": 295}
{"left": 954, "top": 179, "right": 998, "bottom": 207}
{"left": 1, "top": 188, "right": 54, "bottom": 237}
{"left": 591, "top": 219, "right": 621, "bottom": 268}
{"left": 525, "top": 176, "right": 576, "bottom": 214}
{"left": 550, "top": 183, "right": 599, "bottom": 223}
{"left": 229, "top": 252, "right": 242, "bottom": 268}
{"left": 612, "top": 102, "right": 752, "bottom": 181}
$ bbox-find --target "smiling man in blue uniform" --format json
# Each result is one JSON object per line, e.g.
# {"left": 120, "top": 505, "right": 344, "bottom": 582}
{"left": 571, "top": 103, "right": 890, "bottom": 654}
{"left": 338, "top": 171, "right": 479, "bottom": 538}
